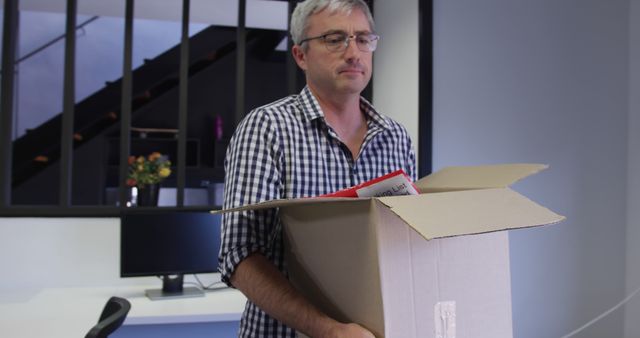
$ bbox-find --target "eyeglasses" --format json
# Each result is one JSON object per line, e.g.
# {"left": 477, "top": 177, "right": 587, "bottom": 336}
{"left": 299, "top": 32, "right": 380, "bottom": 52}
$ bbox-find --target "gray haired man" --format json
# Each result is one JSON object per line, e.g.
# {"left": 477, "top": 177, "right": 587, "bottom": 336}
{"left": 219, "top": 1, "right": 416, "bottom": 337}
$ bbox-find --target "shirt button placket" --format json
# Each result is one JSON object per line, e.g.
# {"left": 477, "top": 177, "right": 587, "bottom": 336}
{"left": 350, "top": 162, "right": 358, "bottom": 186}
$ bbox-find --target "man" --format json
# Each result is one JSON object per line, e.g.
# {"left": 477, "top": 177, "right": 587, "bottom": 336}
{"left": 219, "top": 0, "right": 416, "bottom": 336}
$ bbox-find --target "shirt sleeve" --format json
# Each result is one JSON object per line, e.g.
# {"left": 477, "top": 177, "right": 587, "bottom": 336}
{"left": 218, "top": 109, "right": 283, "bottom": 286}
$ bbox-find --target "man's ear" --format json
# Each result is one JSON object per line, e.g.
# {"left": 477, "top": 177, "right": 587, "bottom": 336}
{"left": 292, "top": 44, "right": 307, "bottom": 71}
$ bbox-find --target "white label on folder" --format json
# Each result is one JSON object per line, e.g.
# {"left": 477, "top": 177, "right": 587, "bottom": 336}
{"left": 355, "top": 174, "right": 419, "bottom": 198}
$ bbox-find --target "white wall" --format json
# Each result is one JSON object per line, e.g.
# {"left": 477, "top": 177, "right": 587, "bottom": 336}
{"left": 378, "top": 0, "right": 631, "bottom": 337}
{"left": 0, "top": 217, "right": 157, "bottom": 301}
{"left": 0, "top": 217, "right": 221, "bottom": 302}
{"left": 432, "top": 0, "right": 629, "bottom": 337}
{"left": 625, "top": 0, "right": 640, "bottom": 337}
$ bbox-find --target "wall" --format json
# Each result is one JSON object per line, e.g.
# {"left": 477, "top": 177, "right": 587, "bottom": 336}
{"left": 431, "top": 0, "right": 629, "bottom": 337}
{"left": 625, "top": 0, "right": 640, "bottom": 336}
{"left": 0, "top": 217, "right": 149, "bottom": 299}
{"left": 374, "top": 0, "right": 635, "bottom": 336}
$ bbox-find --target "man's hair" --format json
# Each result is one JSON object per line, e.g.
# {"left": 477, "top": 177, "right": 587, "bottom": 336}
{"left": 290, "top": 0, "right": 375, "bottom": 46}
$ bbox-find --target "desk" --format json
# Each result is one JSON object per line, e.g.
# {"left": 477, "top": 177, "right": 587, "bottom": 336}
{"left": 0, "top": 285, "right": 246, "bottom": 338}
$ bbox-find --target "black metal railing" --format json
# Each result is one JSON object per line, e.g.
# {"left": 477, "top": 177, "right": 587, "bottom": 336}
{"left": 0, "top": 0, "right": 431, "bottom": 217}
{"left": 0, "top": 0, "right": 250, "bottom": 216}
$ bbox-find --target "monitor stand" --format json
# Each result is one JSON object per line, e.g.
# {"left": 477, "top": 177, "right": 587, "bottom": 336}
{"left": 145, "top": 274, "right": 205, "bottom": 300}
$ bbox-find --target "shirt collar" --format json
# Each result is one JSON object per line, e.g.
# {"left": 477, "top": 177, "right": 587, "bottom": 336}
{"left": 296, "top": 85, "right": 392, "bottom": 131}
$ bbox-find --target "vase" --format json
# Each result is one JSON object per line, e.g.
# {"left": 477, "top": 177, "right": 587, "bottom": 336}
{"left": 137, "top": 184, "right": 160, "bottom": 206}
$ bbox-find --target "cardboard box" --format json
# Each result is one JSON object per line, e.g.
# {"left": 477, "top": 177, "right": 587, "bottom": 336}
{"left": 220, "top": 164, "right": 564, "bottom": 337}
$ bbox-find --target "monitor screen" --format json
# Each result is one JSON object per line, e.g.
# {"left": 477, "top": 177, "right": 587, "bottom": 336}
{"left": 120, "top": 211, "right": 221, "bottom": 286}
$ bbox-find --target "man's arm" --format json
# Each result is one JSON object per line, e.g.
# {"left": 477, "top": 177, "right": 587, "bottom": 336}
{"left": 231, "top": 253, "right": 375, "bottom": 338}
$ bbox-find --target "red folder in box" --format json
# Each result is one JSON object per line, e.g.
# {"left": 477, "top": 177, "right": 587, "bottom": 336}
{"left": 321, "top": 169, "right": 419, "bottom": 198}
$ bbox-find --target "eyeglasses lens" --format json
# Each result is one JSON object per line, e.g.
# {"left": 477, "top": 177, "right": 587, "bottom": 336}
{"left": 324, "top": 33, "right": 378, "bottom": 52}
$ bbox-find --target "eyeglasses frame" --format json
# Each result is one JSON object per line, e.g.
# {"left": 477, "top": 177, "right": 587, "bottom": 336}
{"left": 298, "top": 32, "right": 380, "bottom": 52}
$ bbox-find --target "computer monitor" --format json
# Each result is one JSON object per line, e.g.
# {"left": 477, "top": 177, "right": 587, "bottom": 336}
{"left": 120, "top": 211, "right": 221, "bottom": 300}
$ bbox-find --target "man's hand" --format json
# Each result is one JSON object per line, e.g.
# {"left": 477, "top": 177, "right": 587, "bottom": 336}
{"left": 324, "top": 323, "right": 376, "bottom": 338}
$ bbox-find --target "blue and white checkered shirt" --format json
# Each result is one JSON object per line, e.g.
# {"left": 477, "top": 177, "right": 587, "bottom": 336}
{"left": 219, "top": 86, "right": 416, "bottom": 337}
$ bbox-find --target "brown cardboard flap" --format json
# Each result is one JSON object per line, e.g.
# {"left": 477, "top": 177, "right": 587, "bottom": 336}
{"left": 377, "top": 188, "right": 564, "bottom": 240}
{"left": 415, "top": 163, "right": 548, "bottom": 193}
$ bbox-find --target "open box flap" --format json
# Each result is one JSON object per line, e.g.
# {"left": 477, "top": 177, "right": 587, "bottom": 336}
{"left": 377, "top": 188, "right": 565, "bottom": 240}
{"left": 415, "top": 163, "right": 548, "bottom": 193}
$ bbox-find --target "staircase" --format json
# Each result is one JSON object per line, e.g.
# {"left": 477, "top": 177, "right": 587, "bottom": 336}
{"left": 11, "top": 25, "right": 287, "bottom": 189}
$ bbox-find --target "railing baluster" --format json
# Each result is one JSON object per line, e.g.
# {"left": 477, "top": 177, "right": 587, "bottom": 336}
{"left": 235, "top": 0, "right": 246, "bottom": 126}
{"left": 59, "top": 0, "right": 77, "bottom": 207}
{"left": 0, "top": 0, "right": 19, "bottom": 208}
{"left": 177, "top": 0, "right": 191, "bottom": 207}
{"left": 418, "top": 0, "right": 433, "bottom": 177}
{"left": 119, "top": 0, "right": 134, "bottom": 208}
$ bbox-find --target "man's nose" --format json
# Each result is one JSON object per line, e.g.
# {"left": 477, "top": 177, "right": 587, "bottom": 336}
{"left": 343, "top": 37, "right": 361, "bottom": 60}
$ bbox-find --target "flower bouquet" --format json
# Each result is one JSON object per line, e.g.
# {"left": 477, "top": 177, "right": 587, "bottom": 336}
{"left": 127, "top": 152, "right": 172, "bottom": 206}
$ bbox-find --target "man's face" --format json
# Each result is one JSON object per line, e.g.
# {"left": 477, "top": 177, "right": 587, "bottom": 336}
{"left": 293, "top": 8, "right": 373, "bottom": 97}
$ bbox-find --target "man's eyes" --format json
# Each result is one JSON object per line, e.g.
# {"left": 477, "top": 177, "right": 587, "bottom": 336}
{"left": 325, "top": 34, "right": 346, "bottom": 44}
{"left": 324, "top": 34, "right": 372, "bottom": 44}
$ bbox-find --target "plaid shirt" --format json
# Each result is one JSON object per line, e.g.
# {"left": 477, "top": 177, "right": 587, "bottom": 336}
{"left": 219, "top": 86, "right": 416, "bottom": 337}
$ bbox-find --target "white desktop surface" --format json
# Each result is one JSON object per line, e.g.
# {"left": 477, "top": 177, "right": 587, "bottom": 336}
{"left": 0, "top": 285, "right": 246, "bottom": 338}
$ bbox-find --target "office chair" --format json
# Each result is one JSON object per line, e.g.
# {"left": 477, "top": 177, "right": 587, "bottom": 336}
{"left": 85, "top": 296, "right": 131, "bottom": 338}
